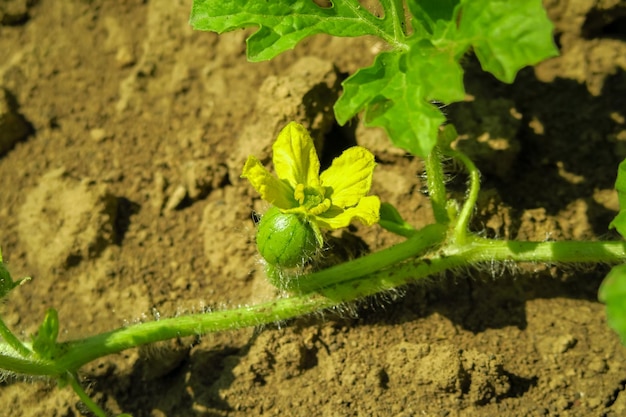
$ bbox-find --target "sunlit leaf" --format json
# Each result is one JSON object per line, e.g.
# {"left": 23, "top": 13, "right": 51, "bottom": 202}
{"left": 457, "top": 0, "right": 559, "bottom": 82}
{"left": 191, "top": 0, "right": 558, "bottom": 157}
{"left": 190, "top": 0, "right": 396, "bottom": 61}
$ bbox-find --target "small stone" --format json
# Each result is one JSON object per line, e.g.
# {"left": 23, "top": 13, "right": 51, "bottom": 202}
{"left": 554, "top": 334, "right": 577, "bottom": 354}
{"left": 115, "top": 46, "right": 136, "bottom": 68}
{"left": 152, "top": 172, "right": 166, "bottom": 211}
{"left": 164, "top": 185, "right": 187, "bottom": 211}
{"left": 536, "top": 334, "right": 577, "bottom": 357}
{"left": 89, "top": 128, "right": 108, "bottom": 142}
{"left": 587, "top": 357, "right": 608, "bottom": 374}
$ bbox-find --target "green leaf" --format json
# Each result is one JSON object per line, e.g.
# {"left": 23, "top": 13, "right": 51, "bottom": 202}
{"left": 407, "top": 0, "right": 460, "bottom": 35}
{"left": 189, "top": 0, "right": 397, "bottom": 61}
{"left": 0, "top": 261, "right": 17, "bottom": 299}
{"left": 438, "top": 124, "right": 459, "bottom": 149}
{"left": 599, "top": 264, "right": 626, "bottom": 345}
{"left": 610, "top": 159, "right": 626, "bottom": 238}
{"left": 457, "top": 0, "right": 559, "bottom": 83}
{"left": 191, "top": 0, "right": 558, "bottom": 158}
{"left": 334, "top": 0, "right": 555, "bottom": 158}
{"left": 379, "top": 0, "right": 408, "bottom": 41}
{"left": 32, "top": 308, "right": 60, "bottom": 360}
{"left": 0, "top": 247, "right": 29, "bottom": 299}
{"left": 334, "top": 40, "right": 464, "bottom": 158}
{"left": 379, "top": 202, "right": 417, "bottom": 238}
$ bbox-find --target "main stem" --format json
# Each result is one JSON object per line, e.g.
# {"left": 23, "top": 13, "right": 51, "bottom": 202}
{"left": 425, "top": 146, "right": 449, "bottom": 224}
{"left": 1, "top": 237, "right": 624, "bottom": 377}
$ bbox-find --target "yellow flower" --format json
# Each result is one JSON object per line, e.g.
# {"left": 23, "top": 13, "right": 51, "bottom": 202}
{"left": 241, "top": 122, "right": 380, "bottom": 245}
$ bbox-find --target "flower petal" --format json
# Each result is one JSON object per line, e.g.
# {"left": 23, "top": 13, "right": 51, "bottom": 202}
{"left": 320, "top": 146, "right": 376, "bottom": 208}
{"left": 241, "top": 156, "right": 296, "bottom": 209}
{"left": 272, "top": 122, "right": 321, "bottom": 188}
{"left": 314, "top": 195, "right": 381, "bottom": 229}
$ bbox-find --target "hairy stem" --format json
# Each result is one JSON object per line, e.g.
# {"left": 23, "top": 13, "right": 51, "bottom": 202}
{"left": 0, "top": 237, "right": 623, "bottom": 377}
{"left": 444, "top": 148, "right": 481, "bottom": 244}
{"left": 0, "top": 348, "right": 59, "bottom": 375}
{"left": 289, "top": 222, "right": 447, "bottom": 293}
{"left": 67, "top": 372, "right": 108, "bottom": 417}
{"left": 425, "top": 146, "right": 449, "bottom": 224}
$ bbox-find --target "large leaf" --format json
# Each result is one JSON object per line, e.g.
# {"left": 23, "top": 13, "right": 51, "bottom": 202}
{"left": 406, "top": 0, "right": 460, "bottom": 36}
{"left": 335, "top": 0, "right": 556, "bottom": 157}
{"left": 190, "top": 0, "right": 396, "bottom": 61}
{"left": 457, "top": 0, "right": 559, "bottom": 83}
{"left": 191, "top": 0, "right": 558, "bottom": 157}
{"left": 334, "top": 41, "right": 464, "bottom": 157}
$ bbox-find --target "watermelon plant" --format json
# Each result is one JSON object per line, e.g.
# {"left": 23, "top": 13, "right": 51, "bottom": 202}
{"left": 1, "top": 1, "right": 625, "bottom": 416}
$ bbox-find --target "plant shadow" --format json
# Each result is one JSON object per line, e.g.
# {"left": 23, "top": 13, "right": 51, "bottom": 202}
{"left": 448, "top": 58, "right": 626, "bottom": 239}
{"left": 84, "top": 333, "right": 247, "bottom": 417}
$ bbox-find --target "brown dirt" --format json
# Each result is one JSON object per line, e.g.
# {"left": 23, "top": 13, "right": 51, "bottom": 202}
{"left": 2, "top": 0, "right": 626, "bottom": 416}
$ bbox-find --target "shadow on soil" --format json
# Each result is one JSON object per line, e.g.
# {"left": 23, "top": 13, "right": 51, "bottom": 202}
{"left": 451, "top": 62, "right": 626, "bottom": 239}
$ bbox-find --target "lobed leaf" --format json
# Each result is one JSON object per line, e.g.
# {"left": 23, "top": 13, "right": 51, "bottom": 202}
{"left": 335, "top": 0, "right": 556, "bottom": 157}
{"left": 191, "top": 0, "right": 558, "bottom": 158}
{"left": 190, "top": 0, "right": 396, "bottom": 61}
{"left": 599, "top": 264, "right": 626, "bottom": 345}
{"left": 457, "top": 0, "right": 559, "bottom": 83}
{"left": 406, "top": 0, "right": 460, "bottom": 37}
{"left": 335, "top": 41, "right": 464, "bottom": 158}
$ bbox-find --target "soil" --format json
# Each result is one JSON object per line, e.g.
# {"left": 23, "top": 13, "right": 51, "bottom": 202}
{"left": 2, "top": 1, "right": 626, "bottom": 416}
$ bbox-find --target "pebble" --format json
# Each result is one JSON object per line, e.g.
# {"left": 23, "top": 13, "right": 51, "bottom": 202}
{"left": 164, "top": 184, "right": 187, "bottom": 211}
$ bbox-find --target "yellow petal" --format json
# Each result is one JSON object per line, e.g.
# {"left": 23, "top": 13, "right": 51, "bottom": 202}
{"left": 315, "top": 195, "right": 381, "bottom": 229}
{"left": 241, "top": 156, "right": 296, "bottom": 209}
{"left": 320, "top": 146, "right": 376, "bottom": 208}
{"left": 272, "top": 122, "right": 321, "bottom": 188}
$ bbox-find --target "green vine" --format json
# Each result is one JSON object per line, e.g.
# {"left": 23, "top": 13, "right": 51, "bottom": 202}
{"left": 1, "top": 1, "right": 625, "bottom": 416}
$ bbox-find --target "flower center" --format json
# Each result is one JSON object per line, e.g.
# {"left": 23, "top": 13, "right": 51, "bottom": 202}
{"left": 294, "top": 183, "right": 331, "bottom": 216}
